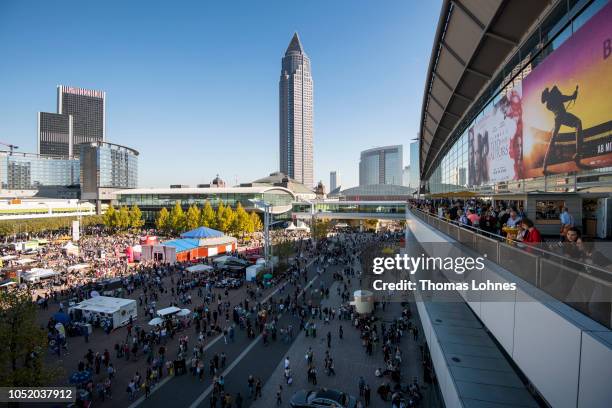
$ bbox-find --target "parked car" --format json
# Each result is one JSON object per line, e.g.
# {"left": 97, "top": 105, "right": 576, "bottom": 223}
{"left": 290, "top": 389, "right": 357, "bottom": 408}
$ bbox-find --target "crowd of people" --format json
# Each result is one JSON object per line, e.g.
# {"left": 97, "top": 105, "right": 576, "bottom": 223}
{"left": 410, "top": 199, "right": 612, "bottom": 270}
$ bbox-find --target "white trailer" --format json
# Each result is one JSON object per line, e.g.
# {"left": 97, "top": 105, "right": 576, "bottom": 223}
{"left": 73, "top": 296, "right": 137, "bottom": 329}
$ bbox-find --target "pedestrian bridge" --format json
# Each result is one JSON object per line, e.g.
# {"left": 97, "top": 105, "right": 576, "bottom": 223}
{"left": 292, "top": 201, "right": 407, "bottom": 220}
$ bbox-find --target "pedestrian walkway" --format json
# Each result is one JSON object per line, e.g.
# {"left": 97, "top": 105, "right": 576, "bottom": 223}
{"left": 253, "top": 268, "right": 441, "bottom": 407}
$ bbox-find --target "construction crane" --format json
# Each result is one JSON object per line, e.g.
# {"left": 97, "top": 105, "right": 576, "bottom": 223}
{"left": 0, "top": 141, "right": 19, "bottom": 154}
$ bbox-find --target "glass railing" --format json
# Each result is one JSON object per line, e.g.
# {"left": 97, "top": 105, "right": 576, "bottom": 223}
{"left": 409, "top": 206, "right": 612, "bottom": 329}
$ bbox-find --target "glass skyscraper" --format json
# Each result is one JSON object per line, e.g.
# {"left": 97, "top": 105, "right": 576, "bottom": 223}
{"left": 359, "top": 145, "right": 403, "bottom": 186}
{"left": 279, "top": 32, "right": 313, "bottom": 187}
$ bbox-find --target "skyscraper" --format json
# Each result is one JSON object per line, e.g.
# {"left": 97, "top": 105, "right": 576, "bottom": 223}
{"left": 279, "top": 32, "right": 313, "bottom": 187}
{"left": 402, "top": 165, "right": 411, "bottom": 188}
{"left": 359, "top": 145, "right": 403, "bottom": 186}
{"left": 38, "top": 85, "right": 106, "bottom": 158}
{"left": 58, "top": 85, "right": 105, "bottom": 156}
{"left": 409, "top": 140, "right": 420, "bottom": 191}
{"left": 37, "top": 112, "right": 73, "bottom": 157}
{"left": 330, "top": 171, "right": 339, "bottom": 191}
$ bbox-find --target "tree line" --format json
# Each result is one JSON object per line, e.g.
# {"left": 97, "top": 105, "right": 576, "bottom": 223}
{"left": 0, "top": 215, "right": 104, "bottom": 237}
{"left": 102, "top": 205, "right": 145, "bottom": 231}
{"left": 154, "top": 201, "right": 263, "bottom": 236}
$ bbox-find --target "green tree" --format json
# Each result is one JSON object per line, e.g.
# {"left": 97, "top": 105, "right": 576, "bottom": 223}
{"left": 155, "top": 207, "right": 170, "bottom": 233}
{"left": 275, "top": 239, "right": 295, "bottom": 266}
{"left": 215, "top": 202, "right": 226, "bottom": 232}
{"left": 185, "top": 205, "right": 201, "bottom": 231}
{"left": 0, "top": 289, "right": 58, "bottom": 386}
{"left": 364, "top": 219, "right": 378, "bottom": 231}
{"left": 117, "top": 206, "right": 131, "bottom": 231}
{"left": 217, "top": 204, "right": 235, "bottom": 234}
{"left": 249, "top": 212, "right": 263, "bottom": 232}
{"left": 128, "top": 205, "right": 145, "bottom": 230}
{"left": 312, "top": 218, "right": 332, "bottom": 240}
{"left": 103, "top": 204, "right": 117, "bottom": 230}
{"left": 232, "top": 203, "right": 250, "bottom": 237}
{"left": 169, "top": 202, "right": 186, "bottom": 233}
{"left": 200, "top": 201, "right": 216, "bottom": 229}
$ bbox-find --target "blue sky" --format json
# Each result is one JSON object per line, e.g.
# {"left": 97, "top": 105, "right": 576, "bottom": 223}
{"left": 0, "top": 0, "right": 440, "bottom": 189}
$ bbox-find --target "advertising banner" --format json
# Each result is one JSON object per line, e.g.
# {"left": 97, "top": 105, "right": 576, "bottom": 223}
{"left": 71, "top": 220, "right": 80, "bottom": 242}
{"left": 521, "top": 1, "right": 612, "bottom": 177}
{"left": 468, "top": 85, "right": 523, "bottom": 186}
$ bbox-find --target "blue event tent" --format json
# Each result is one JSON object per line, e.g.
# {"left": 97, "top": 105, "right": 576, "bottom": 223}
{"left": 180, "top": 227, "right": 224, "bottom": 239}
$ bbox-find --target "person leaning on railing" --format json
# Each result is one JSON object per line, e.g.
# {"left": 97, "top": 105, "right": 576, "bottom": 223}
{"left": 516, "top": 218, "right": 542, "bottom": 244}
{"left": 479, "top": 208, "right": 498, "bottom": 235}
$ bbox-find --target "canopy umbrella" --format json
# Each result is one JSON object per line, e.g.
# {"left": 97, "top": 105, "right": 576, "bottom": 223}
{"left": 69, "top": 370, "right": 92, "bottom": 385}
{"left": 177, "top": 309, "right": 191, "bottom": 317}
{"left": 263, "top": 273, "right": 273, "bottom": 280}
{"left": 53, "top": 312, "right": 70, "bottom": 325}
{"left": 148, "top": 317, "right": 164, "bottom": 326}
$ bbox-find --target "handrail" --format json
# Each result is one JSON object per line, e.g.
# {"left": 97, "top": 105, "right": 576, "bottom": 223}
{"left": 410, "top": 205, "right": 612, "bottom": 279}
{"left": 409, "top": 205, "right": 612, "bottom": 329}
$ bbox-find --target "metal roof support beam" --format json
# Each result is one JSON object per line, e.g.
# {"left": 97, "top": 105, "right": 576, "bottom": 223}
{"left": 451, "top": 0, "right": 485, "bottom": 30}
{"left": 429, "top": 94, "right": 462, "bottom": 120}
{"left": 453, "top": 91, "right": 474, "bottom": 103}
{"left": 441, "top": 40, "right": 467, "bottom": 66}
{"left": 428, "top": 94, "right": 446, "bottom": 111}
{"left": 434, "top": 72, "right": 454, "bottom": 92}
{"left": 424, "top": 122, "right": 437, "bottom": 136}
{"left": 424, "top": 0, "right": 510, "bottom": 179}
{"left": 465, "top": 67, "right": 492, "bottom": 80}
{"left": 426, "top": 112, "right": 453, "bottom": 133}
{"left": 435, "top": 72, "right": 474, "bottom": 103}
{"left": 485, "top": 31, "right": 518, "bottom": 47}
{"left": 443, "top": 109, "right": 461, "bottom": 120}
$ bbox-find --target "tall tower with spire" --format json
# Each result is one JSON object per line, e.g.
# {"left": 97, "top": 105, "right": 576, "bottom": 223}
{"left": 279, "top": 32, "right": 313, "bottom": 187}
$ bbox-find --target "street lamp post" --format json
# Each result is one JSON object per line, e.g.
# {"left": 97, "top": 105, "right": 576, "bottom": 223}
{"left": 248, "top": 199, "right": 273, "bottom": 277}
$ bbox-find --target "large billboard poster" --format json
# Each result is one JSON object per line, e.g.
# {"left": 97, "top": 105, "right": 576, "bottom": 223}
{"left": 468, "top": 85, "right": 523, "bottom": 186}
{"left": 521, "top": 1, "right": 612, "bottom": 177}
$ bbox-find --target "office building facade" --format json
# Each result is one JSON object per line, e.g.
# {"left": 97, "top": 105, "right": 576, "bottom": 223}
{"left": 402, "top": 165, "right": 411, "bottom": 188}
{"left": 37, "top": 112, "right": 73, "bottom": 158}
{"left": 409, "top": 140, "right": 420, "bottom": 191}
{"left": 0, "top": 151, "right": 79, "bottom": 191}
{"left": 279, "top": 33, "right": 313, "bottom": 187}
{"left": 359, "top": 145, "right": 403, "bottom": 186}
{"left": 58, "top": 85, "right": 105, "bottom": 150}
{"left": 38, "top": 85, "right": 106, "bottom": 158}
{"left": 80, "top": 141, "right": 138, "bottom": 201}
{"left": 329, "top": 171, "right": 339, "bottom": 192}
